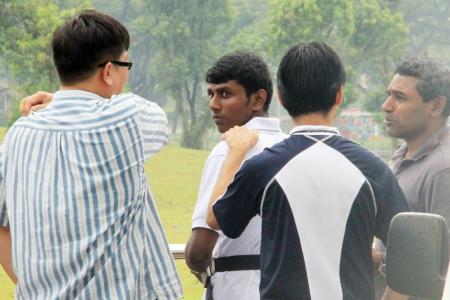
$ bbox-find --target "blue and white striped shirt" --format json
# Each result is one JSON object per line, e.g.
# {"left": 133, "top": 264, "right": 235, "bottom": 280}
{"left": 0, "top": 90, "right": 183, "bottom": 299}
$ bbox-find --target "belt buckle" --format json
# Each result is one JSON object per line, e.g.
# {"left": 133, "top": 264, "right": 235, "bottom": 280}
{"left": 209, "top": 257, "right": 216, "bottom": 275}
{"left": 201, "top": 258, "right": 216, "bottom": 288}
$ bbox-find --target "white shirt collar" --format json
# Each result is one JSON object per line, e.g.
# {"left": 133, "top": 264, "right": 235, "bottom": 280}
{"left": 289, "top": 125, "right": 340, "bottom": 135}
{"left": 53, "top": 90, "right": 110, "bottom": 102}
{"left": 245, "top": 117, "right": 282, "bottom": 132}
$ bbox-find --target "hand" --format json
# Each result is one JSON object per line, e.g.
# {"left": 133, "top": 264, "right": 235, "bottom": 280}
{"left": 19, "top": 91, "right": 53, "bottom": 116}
{"left": 190, "top": 270, "right": 203, "bottom": 283}
{"left": 222, "top": 126, "right": 258, "bottom": 153}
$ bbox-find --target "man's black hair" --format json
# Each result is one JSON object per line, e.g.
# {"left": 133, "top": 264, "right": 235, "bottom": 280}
{"left": 206, "top": 51, "right": 273, "bottom": 112}
{"left": 52, "top": 9, "right": 130, "bottom": 85}
{"left": 277, "top": 42, "right": 346, "bottom": 117}
{"left": 396, "top": 57, "right": 450, "bottom": 117}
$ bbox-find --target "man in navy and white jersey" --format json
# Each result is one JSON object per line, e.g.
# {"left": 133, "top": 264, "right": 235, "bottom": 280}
{"left": 184, "top": 52, "right": 286, "bottom": 300}
{"left": 0, "top": 10, "right": 182, "bottom": 299}
{"left": 206, "top": 42, "right": 409, "bottom": 300}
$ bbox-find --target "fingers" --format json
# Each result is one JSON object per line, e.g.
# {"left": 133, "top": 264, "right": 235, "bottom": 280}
{"left": 30, "top": 104, "right": 49, "bottom": 112}
{"left": 222, "top": 126, "right": 259, "bottom": 151}
{"left": 19, "top": 91, "right": 53, "bottom": 116}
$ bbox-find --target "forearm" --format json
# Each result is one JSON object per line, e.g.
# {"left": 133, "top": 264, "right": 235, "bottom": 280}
{"left": 185, "top": 228, "right": 218, "bottom": 272}
{"left": 185, "top": 242, "right": 211, "bottom": 272}
{"left": 0, "top": 227, "right": 16, "bottom": 284}
{"left": 206, "top": 149, "right": 246, "bottom": 229}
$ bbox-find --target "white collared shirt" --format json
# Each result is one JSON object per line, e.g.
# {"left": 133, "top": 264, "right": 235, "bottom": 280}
{"left": 192, "top": 117, "right": 287, "bottom": 300}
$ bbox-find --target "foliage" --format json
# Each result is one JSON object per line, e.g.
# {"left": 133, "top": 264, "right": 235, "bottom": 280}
{"left": 396, "top": 0, "right": 450, "bottom": 58}
{"left": 91, "top": 0, "right": 168, "bottom": 105}
{"left": 227, "top": 0, "right": 271, "bottom": 57}
{"left": 2, "top": 0, "right": 450, "bottom": 147}
{"left": 132, "top": 0, "right": 231, "bottom": 148}
{"left": 268, "top": 0, "right": 410, "bottom": 111}
{"left": 0, "top": 0, "right": 90, "bottom": 125}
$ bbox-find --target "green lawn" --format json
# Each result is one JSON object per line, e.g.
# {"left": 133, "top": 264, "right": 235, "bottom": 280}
{"left": 0, "top": 127, "right": 7, "bottom": 142}
{"left": 0, "top": 128, "right": 208, "bottom": 299}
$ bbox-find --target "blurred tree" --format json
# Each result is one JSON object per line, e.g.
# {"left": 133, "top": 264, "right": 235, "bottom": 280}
{"left": 135, "top": 0, "right": 232, "bottom": 148}
{"left": 397, "top": 0, "right": 450, "bottom": 58}
{"left": 227, "top": 0, "right": 271, "bottom": 58}
{"left": 268, "top": 0, "right": 409, "bottom": 112}
{"left": 92, "top": 0, "right": 168, "bottom": 106}
{"left": 0, "top": 0, "right": 90, "bottom": 125}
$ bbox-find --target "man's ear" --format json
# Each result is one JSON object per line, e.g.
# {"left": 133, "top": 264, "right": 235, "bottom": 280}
{"left": 101, "top": 62, "right": 114, "bottom": 87}
{"left": 430, "top": 96, "right": 447, "bottom": 117}
{"left": 251, "top": 89, "right": 267, "bottom": 112}
{"left": 335, "top": 86, "right": 344, "bottom": 106}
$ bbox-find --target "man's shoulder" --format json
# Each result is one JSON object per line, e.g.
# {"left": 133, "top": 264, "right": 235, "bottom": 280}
{"left": 438, "top": 129, "right": 450, "bottom": 163}
{"left": 114, "top": 93, "right": 163, "bottom": 111}
{"left": 208, "top": 141, "right": 229, "bottom": 159}
{"left": 240, "top": 137, "right": 291, "bottom": 176}
{"left": 422, "top": 147, "right": 450, "bottom": 178}
{"left": 416, "top": 131, "right": 450, "bottom": 175}
{"left": 330, "top": 136, "right": 391, "bottom": 177}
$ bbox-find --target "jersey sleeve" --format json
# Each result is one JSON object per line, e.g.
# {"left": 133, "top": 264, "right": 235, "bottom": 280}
{"left": 0, "top": 143, "right": 8, "bottom": 227}
{"left": 133, "top": 94, "right": 169, "bottom": 161}
{"left": 192, "top": 149, "right": 226, "bottom": 230}
{"left": 374, "top": 166, "right": 410, "bottom": 244}
{"left": 212, "top": 156, "right": 266, "bottom": 239}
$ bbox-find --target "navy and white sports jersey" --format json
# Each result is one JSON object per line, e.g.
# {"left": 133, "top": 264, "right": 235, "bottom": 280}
{"left": 0, "top": 90, "right": 182, "bottom": 300}
{"left": 213, "top": 125, "right": 409, "bottom": 300}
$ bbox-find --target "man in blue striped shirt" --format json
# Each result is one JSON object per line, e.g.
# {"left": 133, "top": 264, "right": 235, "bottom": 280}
{"left": 0, "top": 10, "right": 182, "bottom": 299}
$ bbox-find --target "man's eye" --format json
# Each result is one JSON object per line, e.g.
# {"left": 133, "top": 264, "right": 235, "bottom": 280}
{"left": 221, "top": 91, "right": 230, "bottom": 97}
{"left": 395, "top": 94, "right": 407, "bottom": 101}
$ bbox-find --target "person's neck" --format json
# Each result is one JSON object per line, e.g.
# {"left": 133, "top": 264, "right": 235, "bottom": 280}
{"left": 292, "top": 111, "right": 335, "bottom": 127}
{"left": 404, "top": 120, "right": 446, "bottom": 159}
{"left": 60, "top": 82, "right": 111, "bottom": 99}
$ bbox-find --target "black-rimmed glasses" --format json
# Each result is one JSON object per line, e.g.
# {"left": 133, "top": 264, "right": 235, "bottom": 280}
{"left": 98, "top": 60, "right": 133, "bottom": 70}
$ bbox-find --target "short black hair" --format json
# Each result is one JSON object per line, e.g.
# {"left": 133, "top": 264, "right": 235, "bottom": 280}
{"left": 206, "top": 51, "right": 273, "bottom": 112}
{"left": 52, "top": 9, "right": 130, "bottom": 85}
{"left": 277, "top": 42, "right": 346, "bottom": 117}
{"left": 396, "top": 57, "right": 450, "bottom": 117}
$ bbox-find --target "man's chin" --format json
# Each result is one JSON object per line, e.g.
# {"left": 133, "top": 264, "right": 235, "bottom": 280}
{"left": 215, "top": 124, "right": 230, "bottom": 133}
{"left": 385, "top": 127, "right": 402, "bottom": 138}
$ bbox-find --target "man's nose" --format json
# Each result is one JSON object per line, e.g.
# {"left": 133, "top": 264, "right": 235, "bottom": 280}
{"left": 381, "top": 97, "right": 393, "bottom": 113}
{"left": 209, "top": 96, "right": 220, "bottom": 111}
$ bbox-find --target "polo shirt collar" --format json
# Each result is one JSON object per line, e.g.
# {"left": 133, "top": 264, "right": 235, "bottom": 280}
{"left": 289, "top": 125, "right": 340, "bottom": 136}
{"left": 244, "top": 117, "right": 282, "bottom": 133}
{"left": 53, "top": 90, "right": 111, "bottom": 103}
{"left": 394, "top": 125, "right": 449, "bottom": 164}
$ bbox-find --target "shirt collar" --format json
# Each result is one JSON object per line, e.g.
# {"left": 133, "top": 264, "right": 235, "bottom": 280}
{"left": 289, "top": 125, "right": 340, "bottom": 136}
{"left": 394, "top": 125, "right": 449, "bottom": 163}
{"left": 244, "top": 117, "right": 282, "bottom": 132}
{"left": 53, "top": 90, "right": 111, "bottom": 103}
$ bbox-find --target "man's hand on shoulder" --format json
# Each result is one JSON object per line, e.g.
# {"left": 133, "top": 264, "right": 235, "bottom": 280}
{"left": 20, "top": 91, "right": 54, "bottom": 116}
{"left": 222, "top": 126, "right": 259, "bottom": 155}
{"left": 207, "top": 126, "right": 258, "bottom": 230}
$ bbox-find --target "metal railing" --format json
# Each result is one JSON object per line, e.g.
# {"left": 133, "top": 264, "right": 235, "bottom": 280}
{"left": 169, "top": 244, "right": 185, "bottom": 259}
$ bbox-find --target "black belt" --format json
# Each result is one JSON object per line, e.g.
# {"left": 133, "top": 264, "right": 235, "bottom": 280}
{"left": 213, "top": 255, "right": 260, "bottom": 273}
{"left": 204, "top": 255, "right": 260, "bottom": 300}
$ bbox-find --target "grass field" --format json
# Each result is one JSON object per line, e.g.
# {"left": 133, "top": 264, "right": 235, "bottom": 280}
{"left": 0, "top": 126, "right": 208, "bottom": 299}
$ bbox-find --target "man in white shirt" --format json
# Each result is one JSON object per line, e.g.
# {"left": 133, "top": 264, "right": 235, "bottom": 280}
{"left": 184, "top": 51, "right": 286, "bottom": 300}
